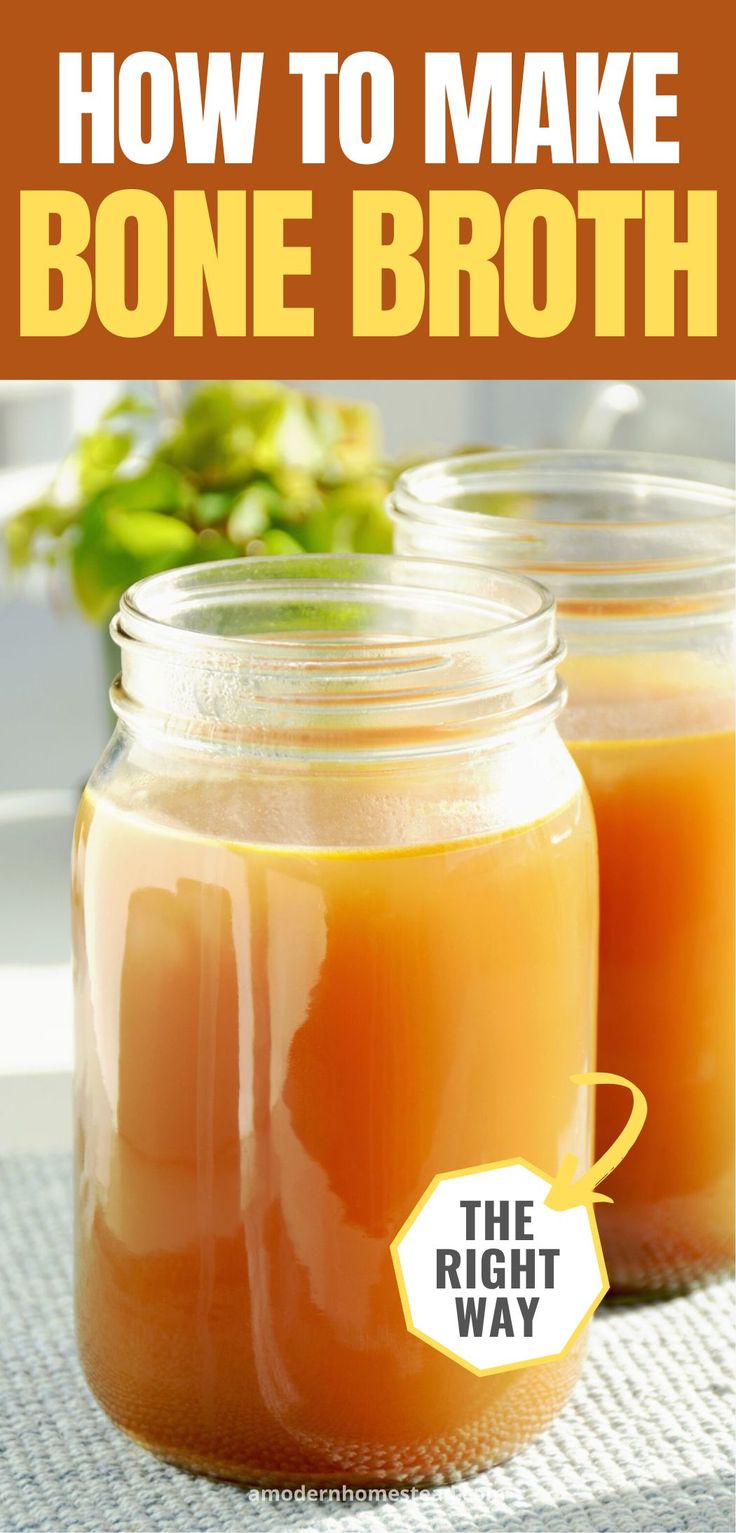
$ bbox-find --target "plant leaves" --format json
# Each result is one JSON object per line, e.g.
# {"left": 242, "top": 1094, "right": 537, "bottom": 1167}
{"left": 76, "top": 429, "right": 133, "bottom": 497}
{"left": 105, "top": 509, "right": 198, "bottom": 559}
{"left": 3, "top": 503, "right": 77, "bottom": 567}
{"left": 71, "top": 498, "right": 198, "bottom": 621}
{"left": 259, "top": 528, "right": 305, "bottom": 556}
{"left": 96, "top": 462, "right": 194, "bottom": 516}
{"left": 4, "top": 381, "right": 398, "bottom": 622}
{"left": 194, "top": 491, "right": 234, "bottom": 528}
{"left": 102, "top": 395, "right": 155, "bottom": 421}
{"left": 227, "top": 482, "right": 280, "bottom": 545}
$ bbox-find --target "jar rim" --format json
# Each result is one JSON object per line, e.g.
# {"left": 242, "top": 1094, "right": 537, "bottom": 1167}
{"left": 391, "top": 449, "right": 735, "bottom": 539}
{"left": 390, "top": 451, "right": 736, "bottom": 625}
{"left": 111, "top": 555, "right": 565, "bottom": 757}
{"left": 115, "top": 553, "right": 556, "bottom": 671}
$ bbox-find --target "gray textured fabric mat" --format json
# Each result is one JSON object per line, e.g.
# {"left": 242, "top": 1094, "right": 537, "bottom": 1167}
{"left": 0, "top": 1153, "right": 733, "bottom": 1533}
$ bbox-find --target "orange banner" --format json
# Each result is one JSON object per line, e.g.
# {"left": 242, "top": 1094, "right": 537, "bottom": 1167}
{"left": 1, "top": 0, "right": 732, "bottom": 377}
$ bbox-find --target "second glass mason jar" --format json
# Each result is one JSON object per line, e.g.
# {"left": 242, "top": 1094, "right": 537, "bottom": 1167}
{"left": 73, "top": 554, "right": 597, "bottom": 1486}
{"left": 392, "top": 451, "right": 736, "bottom": 1298}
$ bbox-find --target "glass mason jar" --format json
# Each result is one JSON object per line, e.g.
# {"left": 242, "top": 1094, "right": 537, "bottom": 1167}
{"left": 73, "top": 554, "right": 597, "bottom": 1487}
{"left": 392, "top": 451, "right": 736, "bottom": 1298}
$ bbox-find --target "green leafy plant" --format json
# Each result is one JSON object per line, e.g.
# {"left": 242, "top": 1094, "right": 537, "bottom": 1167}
{"left": 4, "top": 382, "right": 394, "bottom": 622}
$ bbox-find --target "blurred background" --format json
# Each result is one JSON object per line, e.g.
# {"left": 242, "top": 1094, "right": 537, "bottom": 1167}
{"left": 0, "top": 377, "right": 734, "bottom": 1150}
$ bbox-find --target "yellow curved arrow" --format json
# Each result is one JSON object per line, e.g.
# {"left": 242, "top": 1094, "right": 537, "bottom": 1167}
{"left": 545, "top": 1072, "right": 648, "bottom": 1213}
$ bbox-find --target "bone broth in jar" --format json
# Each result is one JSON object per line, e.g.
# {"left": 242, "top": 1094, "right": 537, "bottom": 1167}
{"left": 73, "top": 555, "right": 597, "bottom": 1486}
{"left": 392, "top": 452, "right": 736, "bottom": 1297}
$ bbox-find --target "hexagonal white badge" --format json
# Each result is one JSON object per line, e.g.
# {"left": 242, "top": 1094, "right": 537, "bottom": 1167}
{"left": 390, "top": 1075, "right": 647, "bottom": 1377}
{"left": 391, "top": 1158, "right": 606, "bottom": 1376}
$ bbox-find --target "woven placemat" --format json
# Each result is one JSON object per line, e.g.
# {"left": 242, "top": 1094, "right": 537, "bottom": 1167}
{"left": 0, "top": 1154, "right": 733, "bottom": 1533}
